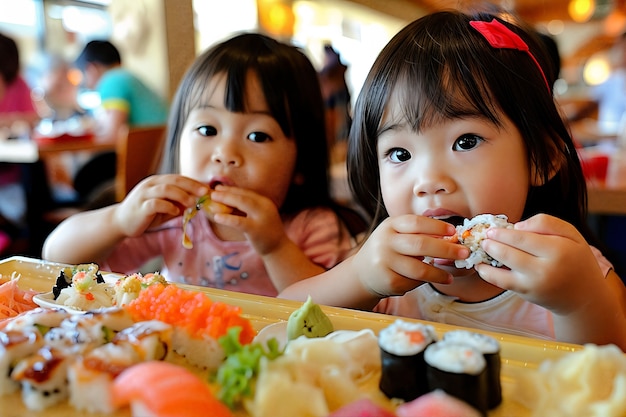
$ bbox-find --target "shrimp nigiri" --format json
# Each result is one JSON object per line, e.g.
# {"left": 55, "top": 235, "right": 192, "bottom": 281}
{"left": 111, "top": 361, "right": 233, "bottom": 417}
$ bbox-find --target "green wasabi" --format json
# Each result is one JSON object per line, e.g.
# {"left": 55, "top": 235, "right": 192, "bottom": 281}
{"left": 286, "top": 295, "right": 334, "bottom": 341}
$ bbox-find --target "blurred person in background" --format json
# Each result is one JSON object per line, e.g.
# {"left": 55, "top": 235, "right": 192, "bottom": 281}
{"left": 71, "top": 40, "right": 168, "bottom": 207}
{"left": 34, "top": 54, "right": 85, "bottom": 122}
{"left": 0, "top": 32, "right": 43, "bottom": 256}
{"left": 318, "top": 44, "right": 351, "bottom": 164}
{"left": 30, "top": 54, "right": 92, "bottom": 206}
{"left": 0, "top": 33, "right": 39, "bottom": 131}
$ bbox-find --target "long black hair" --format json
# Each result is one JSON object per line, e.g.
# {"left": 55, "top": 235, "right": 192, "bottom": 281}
{"left": 348, "top": 10, "right": 595, "bottom": 243}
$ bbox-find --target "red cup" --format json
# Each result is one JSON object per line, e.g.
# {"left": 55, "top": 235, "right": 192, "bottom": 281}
{"left": 581, "top": 154, "right": 609, "bottom": 185}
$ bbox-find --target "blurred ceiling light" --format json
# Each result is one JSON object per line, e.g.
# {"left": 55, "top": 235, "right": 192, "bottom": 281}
{"left": 0, "top": 0, "right": 36, "bottom": 26}
{"left": 258, "top": 0, "right": 295, "bottom": 38}
{"left": 583, "top": 52, "right": 611, "bottom": 85}
{"left": 546, "top": 20, "right": 565, "bottom": 35}
{"left": 61, "top": 6, "right": 110, "bottom": 34}
{"left": 568, "top": 0, "right": 595, "bottom": 22}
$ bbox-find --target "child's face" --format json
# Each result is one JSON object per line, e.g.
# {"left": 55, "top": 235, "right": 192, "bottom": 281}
{"left": 376, "top": 97, "right": 531, "bottom": 224}
{"left": 178, "top": 72, "right": 297, "bottom": 209}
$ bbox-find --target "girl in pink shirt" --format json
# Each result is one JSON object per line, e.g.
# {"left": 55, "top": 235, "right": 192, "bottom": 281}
{"left": 43, "top": 33, "right": 362, "bottom": 296}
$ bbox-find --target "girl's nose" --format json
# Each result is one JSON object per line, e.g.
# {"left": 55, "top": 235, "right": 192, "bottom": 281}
{"left": 412, "top": 172, "right": 455, "bottom": 196}
{"left": 211, "top": 140, "right": 242, "bottom": 166}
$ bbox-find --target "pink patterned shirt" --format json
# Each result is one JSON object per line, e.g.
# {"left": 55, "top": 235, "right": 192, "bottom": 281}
{"left": 102, "top": 207, "right": 355, "bottom": 296}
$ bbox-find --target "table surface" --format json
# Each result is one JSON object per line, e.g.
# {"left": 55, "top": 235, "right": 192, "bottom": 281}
{"left": 587, "top": 185, "right": 626, "bottom": 215}
{"left": 0, "top": 137, "right": 115, "bottom": 163}
{"left": 570, "top": 118, "right": 620, "bottom": 146}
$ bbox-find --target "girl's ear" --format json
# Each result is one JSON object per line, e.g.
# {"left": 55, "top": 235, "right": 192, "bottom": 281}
{"left": 530, "top": 139, "right": 565, "bottom": 186}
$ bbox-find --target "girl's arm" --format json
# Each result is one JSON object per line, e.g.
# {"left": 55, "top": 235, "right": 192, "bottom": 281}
{"left": 476, "top": 214, "right": 626, "bottom": 350}
{"left": 551, "top": 269, "right": 626, "bottom": 349}
{"left": 279, "top": 215, "right": 468, "bottom": 305}
{"left": 259, "top": 235, "right": 326, "bottom": 292}
{"left": 278, "top": 256, "right": 381, "bottom": 310}
{"left": 261, "top": 208, "right": 354, "bottom": 292}
{"left": 43, "top": 174, "right": 208, "bottom": 265}
{"left": 42, "top": 205, "right": 127, "bottom": 264}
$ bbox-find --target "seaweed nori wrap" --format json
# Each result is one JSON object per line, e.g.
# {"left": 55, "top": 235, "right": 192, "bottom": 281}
{"left": 378, "top": 320, "right": 437, "bottom": 401}
{"left": 443, "top": 330, "right": 502, "bottom": 408}
{"left": 51, "top": 271, "right": 71, "bottom": 299}
{"left": 424, "top": 341, "right": 489, "bottom": 416}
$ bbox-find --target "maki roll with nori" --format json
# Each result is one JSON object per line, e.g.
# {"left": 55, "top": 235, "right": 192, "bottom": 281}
{"left": 453, "top": 214, "right": 513, "bottom": 269}
{"left": 424, "top": 341, "right": 489, "bottom": 416}
{"left": 443, "top": 329, "right": 502, "bottom": 408}
{"left": 378, "top": 319, "right": 437, "bottom": 401}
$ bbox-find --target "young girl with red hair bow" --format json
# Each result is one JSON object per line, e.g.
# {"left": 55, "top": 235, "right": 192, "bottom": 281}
{"left": 280, "top": 10, "right": 626, "bottom": 350}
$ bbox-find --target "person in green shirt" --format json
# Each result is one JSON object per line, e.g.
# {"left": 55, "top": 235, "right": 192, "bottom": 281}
{"left": 72, "top": 40, "right": 168, "bottom": 205}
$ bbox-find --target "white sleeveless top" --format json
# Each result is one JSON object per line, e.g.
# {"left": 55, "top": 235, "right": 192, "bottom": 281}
{"left": 374, "top": 246, "right": 613, "bottom": 340}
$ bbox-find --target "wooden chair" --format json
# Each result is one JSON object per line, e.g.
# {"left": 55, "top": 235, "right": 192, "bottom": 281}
{"left": 114, "top": 124, "right": 167, "bottom": 202}
{"left": 41, "top": 124, "right": 167, "bottom": 228}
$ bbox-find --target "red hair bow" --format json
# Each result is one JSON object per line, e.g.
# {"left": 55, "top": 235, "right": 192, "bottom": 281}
{"left": 469, "top": 19, "right": 550, "bottom": 91}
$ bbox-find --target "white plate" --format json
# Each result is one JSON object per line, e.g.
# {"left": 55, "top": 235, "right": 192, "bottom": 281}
{"left": 32, "top": 291, "right": 83, "bottom": 313}
{"left": 254, "top": 321, "right": 288, "bottom": 349}
{"left": 32, "top": 272, "right": 121, "bottom": 313}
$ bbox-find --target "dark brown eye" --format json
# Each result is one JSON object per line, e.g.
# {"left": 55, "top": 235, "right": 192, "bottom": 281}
{"left": 198, "top": 125, "right": 217, "bottom": 136}
{"left": 453, "top": 134, "right": 483, "bottom": 151}
{"left": 388, "top": 148, "right": 411, "bottom": 162}
{"left": 247, "top": 132, "right": 271, "bottom": 143}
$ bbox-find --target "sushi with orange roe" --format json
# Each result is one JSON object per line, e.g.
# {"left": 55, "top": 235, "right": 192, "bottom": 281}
{"left": 111, "top": 360, "right": 233, "bottom": 417}
{"left": 124, "top": 283, "right": 255, "bottom": 369}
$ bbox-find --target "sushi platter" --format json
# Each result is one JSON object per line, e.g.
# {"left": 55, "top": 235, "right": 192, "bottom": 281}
{"left": 0, "top": 256, "right": 584, "bottom": 417}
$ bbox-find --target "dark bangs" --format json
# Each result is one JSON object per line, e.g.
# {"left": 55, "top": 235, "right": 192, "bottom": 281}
{"left": 392, "top": 31, "right": 505, "bottom": 132}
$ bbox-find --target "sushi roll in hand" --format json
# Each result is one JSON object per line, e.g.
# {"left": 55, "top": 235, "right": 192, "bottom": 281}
{"left": 452, "top": 214, "right": 513, "bottom": 269}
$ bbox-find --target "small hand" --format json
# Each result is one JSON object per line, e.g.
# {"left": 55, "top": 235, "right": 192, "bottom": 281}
{"left": 475, "top": 213, "right": 604, "bottom": 314}
{"left": 208, "top": 185, "right": 287, "bottom": 254}
{"left": 354, "top": 215, "right": 469, "bottom": 297}
{"left": 113, "top": 174, "right": 208, "bottom": 238}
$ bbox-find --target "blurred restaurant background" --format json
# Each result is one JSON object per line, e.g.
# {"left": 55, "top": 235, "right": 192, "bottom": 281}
{"left": 3, "top": 0, "right": 625, "bottom": 119}
{"left": 1, "top": 0, "right": 626, "bottom": 266}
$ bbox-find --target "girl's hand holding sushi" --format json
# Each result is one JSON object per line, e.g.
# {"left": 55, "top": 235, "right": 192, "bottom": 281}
{"left": 474, "top": 214, "right": 626, "bottom": 347}
{"left": 207, "top": 185, "right": 286, "bottom": 254}
{"left": 43, "top": 174, "right": 208, "bottom": 266}
{"left": 114, "top": 174, "right": 208, "bottom": 237}
{"left": 474, "top": 214, "right": 601, "bottom": 313}
{"left": 209, "top": 185, "right": 326, "bottom": 290}
{"left": 354, "top": 215, "right": 468, "bottom": 297}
